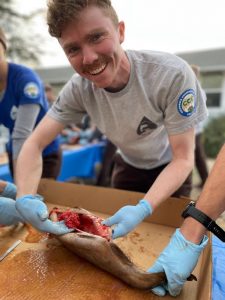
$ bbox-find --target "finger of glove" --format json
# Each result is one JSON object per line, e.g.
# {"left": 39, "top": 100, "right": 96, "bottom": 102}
{"left": 112, "top": 223, "right": 128, "bottom": 239}
{"left": 151, "top": 286, "right": 166, "bottom": 297}
{"left": 167, "top": 280, "right": 184, "bottom": 297}
{"left": 35, "top": 194, "right": 44, "bottom": 202}
{"left": 102, "top": 214, "right": 120, "bottom": 227}
{"left": 1, "top": 183, "right": 17, "bottom": 199}
{"left": 147, "top": 261, "right": 164, "bottom": 274}
{"left": 37, "top": 205, "right": 49, "bottom": 221}
{"left": 42, "top": 219, "right": 74, "bottom": 235}
{"left": 2, "top": 215, "right": 23, "bottom": 226}
{"left": 148, "top": 263, "right": 167, "bottom": 296}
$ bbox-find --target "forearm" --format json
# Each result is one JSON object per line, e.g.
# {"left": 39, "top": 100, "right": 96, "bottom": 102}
{"left": 144, "top": 157, "right": 193, "bottom": 209}
{"left": 181, "top": 144, "right": 225, "bottom": 243}
{"left": 15, "top": 140, "right": 43, "bottom": 197}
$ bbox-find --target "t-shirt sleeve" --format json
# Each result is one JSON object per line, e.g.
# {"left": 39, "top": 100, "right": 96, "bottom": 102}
{"left": 16, "top": 69, "right": 44, "bottom": 107}
{"left": 47, "top": 76, "right": 86, "bottom": 126}
{"left": 163, "top": 62, "right": 208, "bottom": 135}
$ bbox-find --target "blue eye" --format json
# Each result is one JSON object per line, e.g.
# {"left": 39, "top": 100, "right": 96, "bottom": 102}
{"left": 67, "top": 47, "right": 80, "bottom": 57}
{"left": 90, "top": 33, "right": 104, "bottom": 43}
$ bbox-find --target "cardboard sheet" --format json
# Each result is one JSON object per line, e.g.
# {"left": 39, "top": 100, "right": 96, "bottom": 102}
{"left": 0, "top": 179, "right": 212, "bottom": 299}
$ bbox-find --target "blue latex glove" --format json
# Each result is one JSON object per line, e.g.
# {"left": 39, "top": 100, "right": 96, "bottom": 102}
{"left": 0, "top": 196, "right": 24, "bottom": 226}
{"left": 1, "top": 182, "right": 17, "bottom": 200}
{"left": 102, "top": 199, "right": 152, "bottom": 239}
{"left": 148, "top": 229, "right": 208, "bottom": 297}
{"left": 15, "top": 195, "right": 73, "bottom": 235}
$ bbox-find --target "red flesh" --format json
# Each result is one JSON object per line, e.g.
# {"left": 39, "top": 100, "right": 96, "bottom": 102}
{"left": 51, "top": 208, "right": 111, "bottom": 241}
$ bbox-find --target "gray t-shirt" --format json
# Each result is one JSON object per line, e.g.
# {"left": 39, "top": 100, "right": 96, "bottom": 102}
{"left": 48, "top": 50, "right": 208, "bottom": 169}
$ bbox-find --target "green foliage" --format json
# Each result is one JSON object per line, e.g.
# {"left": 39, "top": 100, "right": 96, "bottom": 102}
{"left": 203, "top": 115, "right": 225, "bottom": 158}
{"left": 0, "top": 1, "right": 45, "bottom": 65}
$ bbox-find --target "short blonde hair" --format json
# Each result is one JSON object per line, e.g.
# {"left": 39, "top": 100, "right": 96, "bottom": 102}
{"left": 47, "top": 0, "right": 119, "bottom": 38}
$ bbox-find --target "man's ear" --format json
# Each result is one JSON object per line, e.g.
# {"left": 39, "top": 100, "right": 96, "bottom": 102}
{"left": 118, "top": 21, "right": 125, "bottom": 44}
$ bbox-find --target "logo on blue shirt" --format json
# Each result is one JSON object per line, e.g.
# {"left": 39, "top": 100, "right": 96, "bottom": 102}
{"left": 24, "top": 82, "right": 40, "bottom": 99}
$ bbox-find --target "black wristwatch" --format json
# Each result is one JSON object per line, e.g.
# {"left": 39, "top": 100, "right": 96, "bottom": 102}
{"left": 182, "top": 201, "right": 225, "bottom": 242}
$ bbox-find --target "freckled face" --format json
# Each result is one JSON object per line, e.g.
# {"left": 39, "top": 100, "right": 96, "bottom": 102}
{"left": 59, "top": 6, "right": 129, "bottom": 90}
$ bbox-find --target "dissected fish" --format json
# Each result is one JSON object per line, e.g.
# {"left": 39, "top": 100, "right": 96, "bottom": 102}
{"left": 50, "top": 207, "right": 166, "bottom": 290}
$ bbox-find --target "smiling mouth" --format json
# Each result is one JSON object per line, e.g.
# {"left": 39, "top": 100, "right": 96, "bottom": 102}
{"left": 87, "top": 63, "right": 107, "bottom": 75}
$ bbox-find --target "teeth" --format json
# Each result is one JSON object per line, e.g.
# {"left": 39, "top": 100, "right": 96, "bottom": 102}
{"left": 89, "top": 63, "right": 106, "bottom": 75}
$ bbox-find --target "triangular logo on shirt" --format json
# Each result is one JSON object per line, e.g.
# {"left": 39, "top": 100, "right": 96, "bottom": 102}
{"left": 137, "top": 116, "right": 157, "bottom": 135}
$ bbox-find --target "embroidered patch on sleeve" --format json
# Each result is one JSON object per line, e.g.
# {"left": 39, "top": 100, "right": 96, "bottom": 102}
{"left": 23, "top": 82, "right": 40, "bottom": 99}
{"left": 177, "top": 89, "right": 195, "bottom": 117}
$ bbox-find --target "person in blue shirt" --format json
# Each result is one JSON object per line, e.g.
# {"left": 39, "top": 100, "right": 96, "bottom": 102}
{"left": 0, "top": 27, "right": 71, "bottom": 235}
{"left": 0, "top": 27, "right": 61, "bottom": 179}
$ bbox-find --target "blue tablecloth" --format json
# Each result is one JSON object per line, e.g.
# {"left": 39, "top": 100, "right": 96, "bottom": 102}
{"left": 0, "top": 143, "right": 105, "bottom": 183}
{"left": 57, "top": 143, "right": 105, "bottom": 181}
{"left": 212, "top": 235, "right": 225, "bottom": 300}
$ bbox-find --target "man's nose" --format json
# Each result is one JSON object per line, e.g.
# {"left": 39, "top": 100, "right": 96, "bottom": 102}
{"left": 82, "top": 46, "right": 98, "bottom": 65}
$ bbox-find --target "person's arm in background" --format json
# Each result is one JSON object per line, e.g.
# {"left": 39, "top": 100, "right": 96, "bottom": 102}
{"left": 103, "top": 127, "right": 195, "bottom": 238}
{"left": 15, "top": 115, "right": 72, "bottom": 235}
{"left": 148, "top": 143, "right": 225, "bottom": 297}
{"left": 11, "top": 103, "right": 40, "bottom": 173}
{"left": 15, "top": 115, "right": 63, "bottom": 194}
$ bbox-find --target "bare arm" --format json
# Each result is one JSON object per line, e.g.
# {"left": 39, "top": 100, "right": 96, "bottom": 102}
{"left": 181, "top": 143, "right": 225, "bottom": 243}
{"left": 144, "top": 128, "right": 195, "bottom": 209}
{"left": 15, "top": 116, "right": 65, "bottom": 197}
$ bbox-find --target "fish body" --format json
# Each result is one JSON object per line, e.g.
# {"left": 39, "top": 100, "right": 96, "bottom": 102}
{"left": 50, "top": 207, "right": 166, "bottom": 289}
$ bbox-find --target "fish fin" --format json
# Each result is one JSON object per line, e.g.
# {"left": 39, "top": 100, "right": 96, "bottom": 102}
{"left": 187, "top": 274, "right": 197, "bottom": 281}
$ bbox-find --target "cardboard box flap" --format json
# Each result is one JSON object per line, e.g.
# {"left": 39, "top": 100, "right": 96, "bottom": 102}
{"left": 38, "top": 179, "right": 190, "bottom": 228}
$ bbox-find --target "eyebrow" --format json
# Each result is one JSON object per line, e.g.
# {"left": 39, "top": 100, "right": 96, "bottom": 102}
{"left": 63, "top": 28, "right": 107, "bottom": 51}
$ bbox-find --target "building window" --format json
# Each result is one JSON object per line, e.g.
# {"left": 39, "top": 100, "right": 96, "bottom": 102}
{"left": 206, "top": 92, "right": 221, "bottom": 107}
{"left": 200, "top": 72, "right": 223, "bottom": 89}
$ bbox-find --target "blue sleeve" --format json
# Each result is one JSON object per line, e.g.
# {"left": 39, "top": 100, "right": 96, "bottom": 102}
{"left": 15, "top": 68, "right": 46, "bottom": 109}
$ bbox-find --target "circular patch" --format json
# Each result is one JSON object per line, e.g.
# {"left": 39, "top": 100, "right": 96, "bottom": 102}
{"left": 24, "top": 82, "right": 40, "bottom": 99}
{"left": 177, "top": 89, "right": 195, "bottom": 117}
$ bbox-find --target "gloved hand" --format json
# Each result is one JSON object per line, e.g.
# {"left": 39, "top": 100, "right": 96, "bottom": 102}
{"left": 148, "top": 229, "right": 208, "bottom": 297}
{"left": 0, "top": 196, "right": 24, "bottom": 226}
{"left": 1, "top": 182, "right": 17, "bottom": 199}
{"left": 16, "top": 195, "right": 73, "bottom": 235}
{"left": 102, "top": 199, "right": 152, "bottom": 239}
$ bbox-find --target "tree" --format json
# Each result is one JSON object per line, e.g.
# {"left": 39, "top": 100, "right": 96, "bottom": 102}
{"left": 0, "top": 1, "right": 46, "bottom": 65}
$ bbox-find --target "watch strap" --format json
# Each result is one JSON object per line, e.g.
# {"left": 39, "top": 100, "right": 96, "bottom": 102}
{"left": 182, "top": 201, "right": 225, "bottom": 242}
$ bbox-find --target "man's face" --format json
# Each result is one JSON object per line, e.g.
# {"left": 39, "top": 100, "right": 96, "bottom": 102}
{"left": 59, "top": 6, "right": 129, "bottom": 90}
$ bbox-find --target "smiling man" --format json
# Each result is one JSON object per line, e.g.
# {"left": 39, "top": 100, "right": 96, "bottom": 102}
{"left": 15, "top": 1, "right": 208, "bottom": 296}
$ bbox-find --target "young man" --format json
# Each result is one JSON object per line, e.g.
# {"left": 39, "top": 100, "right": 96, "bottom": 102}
{"left": 15, "top": 0, "right": 207, "bottom": 270}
